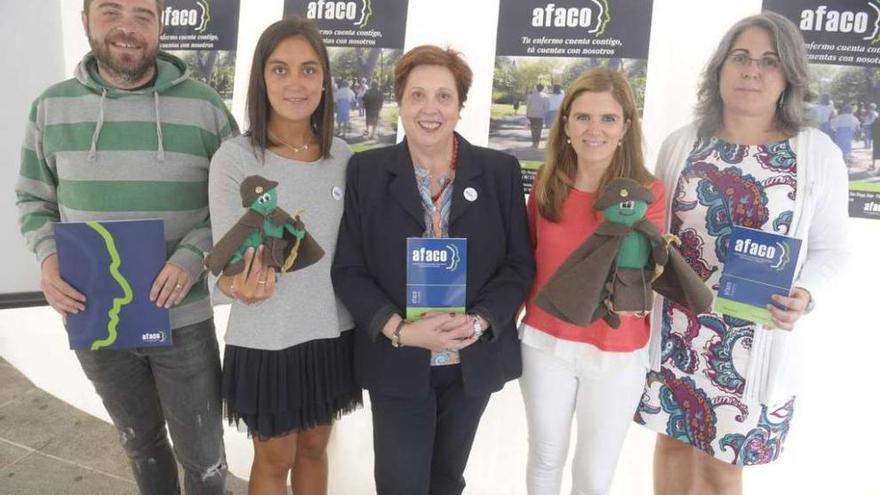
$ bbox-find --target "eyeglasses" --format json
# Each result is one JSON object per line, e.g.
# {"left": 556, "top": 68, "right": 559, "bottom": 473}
{"left": 726, "top": 53, "right": 781, "bottom": 72}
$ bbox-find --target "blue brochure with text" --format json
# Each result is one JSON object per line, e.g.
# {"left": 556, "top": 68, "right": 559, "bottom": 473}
{"left": 715, "top": 226, "right": 802, "bottom": 326}
{"left": 406, "top": 238, "right": 467, "bottom": 320}
{"left": 55, "top": 219, "right": 171, "bottom": 350}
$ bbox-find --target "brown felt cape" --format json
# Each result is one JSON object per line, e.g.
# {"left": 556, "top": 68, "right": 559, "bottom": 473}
{"left": 204, "top": 208, "right": 324, "bottom": 277}
{"left": 534, "top": 218, "right": 712, "bottom": 328}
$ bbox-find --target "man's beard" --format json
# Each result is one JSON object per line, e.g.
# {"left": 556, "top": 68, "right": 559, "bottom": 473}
{"left": 87, "top": 28, "right": 159, "bottom": 84}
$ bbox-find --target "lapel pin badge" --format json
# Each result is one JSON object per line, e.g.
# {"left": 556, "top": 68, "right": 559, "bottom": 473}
{"left": 463, "top": 187, "right": 478, "bottom": 202}
{"left": 331, "top": 186, "right": 344, "bottom": 201}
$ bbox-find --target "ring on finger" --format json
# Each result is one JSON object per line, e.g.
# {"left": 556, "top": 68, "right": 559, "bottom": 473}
{"left": 175, "top": 283, "right": 183, "bottom": 289}
{"left": 257, "top": 279, "right": 267, "bottom": 285}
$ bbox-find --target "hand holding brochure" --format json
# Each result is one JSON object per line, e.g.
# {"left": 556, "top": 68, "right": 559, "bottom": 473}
{"left": 54, "top": 219, "right": 171, "bottom": 350}
{"left": 715, "top": 226, "right": 802, "bottom": 326}
{"left": 406, "top": 238, "right": 467, "bottom": 320}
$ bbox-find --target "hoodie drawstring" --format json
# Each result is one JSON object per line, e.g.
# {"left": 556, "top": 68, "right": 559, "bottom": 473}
{"left": 88, "top": 88, "right": 107, "bottom": 162}
{"left": 154, "top": 91, "right": 165, "bottom": 162}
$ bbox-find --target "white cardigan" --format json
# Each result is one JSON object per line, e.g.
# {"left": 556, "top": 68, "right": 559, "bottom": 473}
{"left": 647, "top": 123, "right": 850, "bottom": 404}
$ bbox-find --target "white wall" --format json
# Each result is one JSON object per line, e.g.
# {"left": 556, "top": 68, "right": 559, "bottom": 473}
{"left": 2, "top": 0, "right": 879, "bottom": 493}
{"left": 642, "top": 0, "right": 761, "bottom": 164}
{"left": 0, "top": 1, "right": 65, "bottom": 295}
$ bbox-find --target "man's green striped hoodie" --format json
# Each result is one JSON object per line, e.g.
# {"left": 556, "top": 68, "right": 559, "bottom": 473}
{"left": 16, "top": 51, "right": 238, "bottom": 329}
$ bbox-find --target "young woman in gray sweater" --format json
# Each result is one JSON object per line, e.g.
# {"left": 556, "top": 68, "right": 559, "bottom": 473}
{"left": 207, "top": 18, "right": 360, "bottom": 494}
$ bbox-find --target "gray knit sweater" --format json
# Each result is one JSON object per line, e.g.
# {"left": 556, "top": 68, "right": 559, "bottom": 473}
{"left": 16, "top": 52, "right": 238, "bottom": 330}
{"left": 208, "top": 135, "right": 354, "bottom": 350}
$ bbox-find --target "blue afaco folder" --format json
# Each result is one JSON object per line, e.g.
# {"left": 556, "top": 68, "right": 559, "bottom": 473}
{"left": 406, "top": 238, "right": 467, "bottom": 320}
{"left": 715, "top": 226, "right": 802, "bottom": 326}
{"left": 54, "top": 219, "right": 171, "bottom": 350}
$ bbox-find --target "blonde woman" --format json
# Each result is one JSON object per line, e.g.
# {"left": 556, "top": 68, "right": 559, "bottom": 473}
{"left": 520, "top": 68, "right": 664, "bottom": 495}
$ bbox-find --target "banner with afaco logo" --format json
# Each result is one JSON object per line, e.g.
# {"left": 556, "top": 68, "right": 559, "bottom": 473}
{"left": 765, "top": 0, "right": 880, "bottom": 219}
{"left": 488, "top": 0, "right": 654, "bottom": 193}
{"left": 284, "top": 0, "right": 410, "bottom": 151}
{"left": 159, "top": 0, "right": 241, "bottom": 108}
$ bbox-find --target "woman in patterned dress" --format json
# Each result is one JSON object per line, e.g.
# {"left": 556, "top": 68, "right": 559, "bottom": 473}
{"left": 636, "top": 12, "right": 849, "bottom": 495}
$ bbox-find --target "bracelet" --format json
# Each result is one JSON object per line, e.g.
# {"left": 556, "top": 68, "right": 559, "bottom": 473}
{"left": 468, "top": 314, "right": 484, "bottom": 340}
{"left": 391, "top": 319, "right": 406, "bottom": 348}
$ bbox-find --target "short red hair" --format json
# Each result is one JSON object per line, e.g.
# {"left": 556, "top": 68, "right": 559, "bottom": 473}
{"left": 394, "top": 45, "right": 472, "bottom": 109}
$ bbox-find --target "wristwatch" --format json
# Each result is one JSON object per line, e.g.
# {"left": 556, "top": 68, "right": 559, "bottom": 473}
{"left": 469, "top": 314, "right": 484, "bottom": 340}
{"left": 391, "top": 319, "right": 407, "bottom": 348}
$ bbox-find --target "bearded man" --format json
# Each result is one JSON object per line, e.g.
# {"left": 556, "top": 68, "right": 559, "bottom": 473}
{"left": 15, "top": 1, "right": 238, "bottom": 492}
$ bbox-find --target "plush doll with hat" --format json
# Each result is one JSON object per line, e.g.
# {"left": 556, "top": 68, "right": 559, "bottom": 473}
{"left": 535, "top": 177, "right": 712, "bottom": 328}
{"left": 205, "top": 175, "right": 323, "bottom": 276}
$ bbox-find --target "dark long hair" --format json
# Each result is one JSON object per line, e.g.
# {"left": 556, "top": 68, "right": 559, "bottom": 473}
{"left": 246, "top": 17, "right": 334, "bottom": 159}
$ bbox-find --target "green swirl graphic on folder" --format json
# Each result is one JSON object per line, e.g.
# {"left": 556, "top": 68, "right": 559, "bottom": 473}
{"left": 54, "top": 219, "right": 172, "bottom": 350}
{"left": 85, "top": 221, "right": 134, "bottom": 350}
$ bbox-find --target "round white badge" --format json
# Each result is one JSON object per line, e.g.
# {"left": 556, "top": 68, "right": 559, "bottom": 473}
{"left": 463, "top": 187, "right": 478, "bottom": 202}
{"left": 331, "top": 185, "right": 344, "bottom": 201}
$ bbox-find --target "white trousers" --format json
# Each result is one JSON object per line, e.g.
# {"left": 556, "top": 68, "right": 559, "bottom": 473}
{"left": 519, "top": 342, "right": 647, "bottom": 495}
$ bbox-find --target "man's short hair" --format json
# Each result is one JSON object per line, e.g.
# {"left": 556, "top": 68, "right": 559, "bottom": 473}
{"left": 83, "top": 0, "right": 164, "bottom": 17}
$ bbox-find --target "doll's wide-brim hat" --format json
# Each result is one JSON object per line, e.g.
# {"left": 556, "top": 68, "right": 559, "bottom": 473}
{"left": 593, "top": 177, "right": 655, "bottom": 210}
{"left": 240, "top": 175, "right": 279, "bottom": 207}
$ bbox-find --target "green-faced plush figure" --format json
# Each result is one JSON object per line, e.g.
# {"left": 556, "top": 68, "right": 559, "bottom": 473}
{"left": 535, "top": 177, "right": 712, "bottom": 328}
{"left": 603, "top": 193, "right": 651, "bottom": 273}
{"left": 205, "top": 175, "right": 324, "bottom": 277}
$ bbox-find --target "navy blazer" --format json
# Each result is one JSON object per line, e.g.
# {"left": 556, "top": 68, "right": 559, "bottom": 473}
{"left": 331, "top": 134, "right": 535, "bottom": 398}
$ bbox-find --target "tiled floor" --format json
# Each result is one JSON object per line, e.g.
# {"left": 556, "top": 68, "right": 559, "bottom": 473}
{"left": 0, "top": 358, "right": 248, "bottom": 495}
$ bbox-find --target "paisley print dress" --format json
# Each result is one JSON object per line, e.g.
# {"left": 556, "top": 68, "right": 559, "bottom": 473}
{"left": 636, "top": 137, "right": 797, "bottom": 465}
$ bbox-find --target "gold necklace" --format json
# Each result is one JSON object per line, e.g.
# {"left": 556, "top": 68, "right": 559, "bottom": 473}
{"left": 269, "top": 131, "right": 315, "bottom": 154}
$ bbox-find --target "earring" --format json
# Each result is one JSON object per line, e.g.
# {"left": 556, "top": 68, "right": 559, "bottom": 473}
{"left": 566, "top": 138, "right": 571, "bottom": 144}
{"left": 618, "top": 141, "right": 623, "bottom": 147}
{"left": 777, "top": 90, "right": 785, "bottom": 109}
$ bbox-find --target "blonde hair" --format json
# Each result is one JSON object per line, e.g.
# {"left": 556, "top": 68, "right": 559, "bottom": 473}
{"left": 536, "top": 68, "right": 653, "bottom": 221}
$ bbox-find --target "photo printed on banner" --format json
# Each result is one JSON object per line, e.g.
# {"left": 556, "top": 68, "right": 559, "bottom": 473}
{"left": 765, "top": 0, "right": 880, "bottom": 219}
{"left": 489, "top": 0, "right": 654, "bottom": 192}
{"left": 284, "top": 0, "right": 410, "bottom": 152}
{"left": 159, "top": 0, "right": 240, "bottom": 109}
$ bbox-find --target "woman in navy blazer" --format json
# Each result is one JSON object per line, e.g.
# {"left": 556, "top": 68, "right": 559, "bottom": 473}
{"left": 331, "top": 46, "right": 534, "bottom": 495}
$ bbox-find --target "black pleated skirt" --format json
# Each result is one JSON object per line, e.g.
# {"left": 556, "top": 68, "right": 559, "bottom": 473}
{"left": 222, "top": 330, "right": 362, "bottom": 439}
